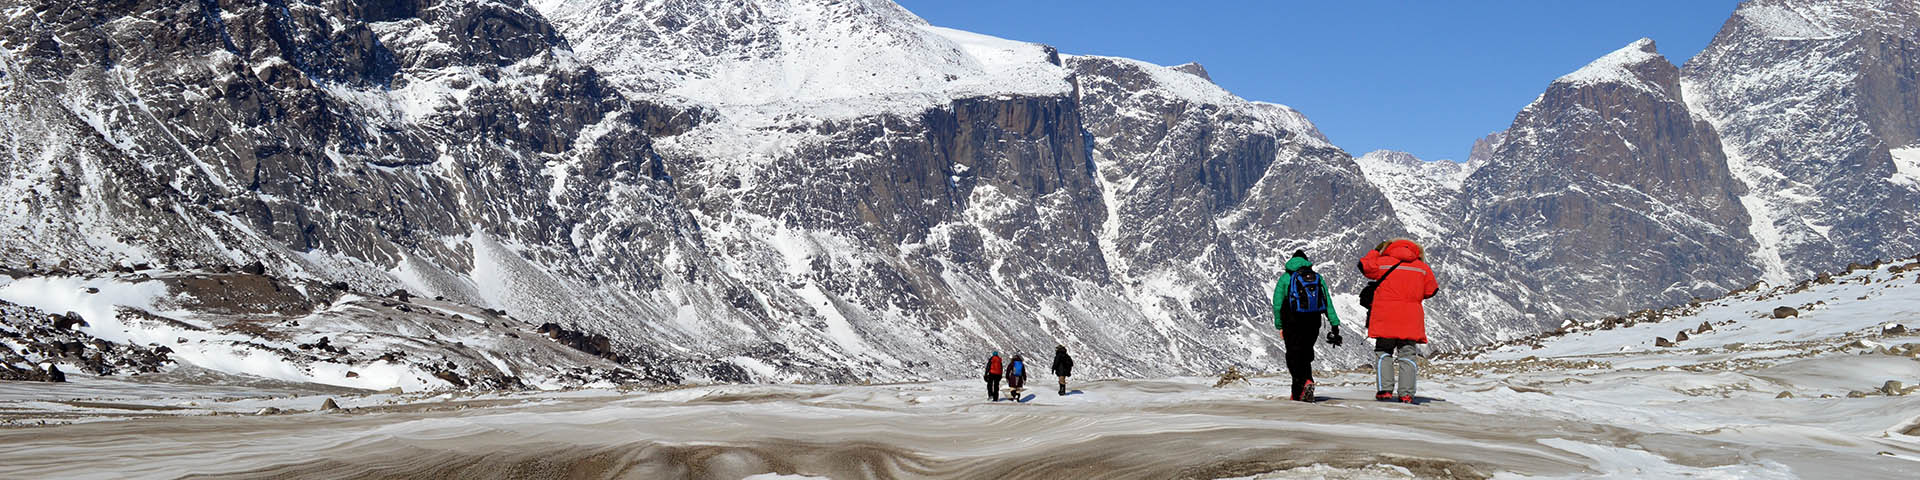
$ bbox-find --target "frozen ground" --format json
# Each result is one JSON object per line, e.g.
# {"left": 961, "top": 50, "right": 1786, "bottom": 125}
{"left": 0, "top": 264, "right": 1917, "bottom": 479}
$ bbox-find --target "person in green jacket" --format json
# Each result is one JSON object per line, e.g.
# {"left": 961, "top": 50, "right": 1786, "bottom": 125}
{"left": 1272, "top": 250, "right": 1343, "bottom": 401}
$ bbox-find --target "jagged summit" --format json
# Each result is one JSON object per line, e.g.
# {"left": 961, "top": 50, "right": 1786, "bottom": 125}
{"left": 1553, "top": 38, "right": 1673, "bottom": 95}
{"left": 1169, "top": 62, "right": 1212, "bottom": 82}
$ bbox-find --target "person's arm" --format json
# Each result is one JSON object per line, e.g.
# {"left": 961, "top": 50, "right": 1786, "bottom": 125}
{"left": 1423, "top": 265, "right": 1439, "bottom": 299}
{"left": 1321, "top": 280, "right": 1341, "bottom": 327}
{"left": 1272, "top": 273, "right": 1291, "bottom": 330}
{"left": 1358, "top": 250, "right": 1388, "bottom": 280}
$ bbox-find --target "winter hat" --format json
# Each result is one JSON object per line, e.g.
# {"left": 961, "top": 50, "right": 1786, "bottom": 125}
{"left": 992, "top": 351, "right": 1000, "bottom": 357}
{"left": 1291, "top": 249, "right": 1308, "bottom": 259}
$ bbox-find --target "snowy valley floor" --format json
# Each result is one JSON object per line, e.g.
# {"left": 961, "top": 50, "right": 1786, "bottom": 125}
{"left": 1, "top": 266, "right": 1918, "bottom": 479}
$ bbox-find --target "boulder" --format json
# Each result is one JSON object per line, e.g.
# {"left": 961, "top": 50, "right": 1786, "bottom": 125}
{"left": 54, "top": 312, "right": 87, "bottom": 330}
{"left": 240, "top": 261, "right": 266, "bottom": 275}
{"left": 1695, "top": 321, "right": 1714, "bottom": 334}
{"left": 1814, "top": 273, "right": 1833, "bottom": 284}
{"left": 1883, "top": 381, "right": 1906, "bottom": 396}
{"left": 320, "top": 398, "right": 340, "bottom": 411}
{"left": 1775, "top": 391, "right": 1793, "bottom": 399}
{"left": 1675, "top": 331, "right": 1690, "bottom": 342}
{"left": 1884, "top": 324, "right": 1907, "bottom": 335}
{"left": 44, "top": 364, "right": 65, "bottom": 382}
{"left": 1771, "top": 306, "right": 1799, "bottom": 318}
{"left": 1846, "top": 390, "right": 1869, "bottom": 398}
{"left": 1655, "top": 337, "right": 1674, "bottom": 347}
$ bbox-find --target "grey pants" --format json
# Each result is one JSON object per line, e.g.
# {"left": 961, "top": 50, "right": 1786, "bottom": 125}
{"left": 1375, "top": 339, "right": 1420, "bottom": 397}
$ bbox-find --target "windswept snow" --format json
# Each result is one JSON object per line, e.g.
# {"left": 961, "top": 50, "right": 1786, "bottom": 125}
{"left": 1890, "top": 146, "right": 1920, "bottom": 186}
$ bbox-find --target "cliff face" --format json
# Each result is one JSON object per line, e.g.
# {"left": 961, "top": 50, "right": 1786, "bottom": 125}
{"left": 1681, "top": 0, "right": 1920, "bottom": 282}
{"left": 1461, "top": 39, "right": 1758, "bottom": 320}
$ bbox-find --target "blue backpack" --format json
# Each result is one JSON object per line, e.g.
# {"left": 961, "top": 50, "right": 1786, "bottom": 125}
{"left": 1289, "top": 269, "right": 1328, "bottom": 314}
{"left": 1010, "top": 361, "right": 1025, "bottom": 376}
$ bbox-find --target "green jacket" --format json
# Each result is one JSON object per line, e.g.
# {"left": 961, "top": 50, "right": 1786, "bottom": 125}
{"left": 1272, "top": 256, "right": 1340, "bottom": 330}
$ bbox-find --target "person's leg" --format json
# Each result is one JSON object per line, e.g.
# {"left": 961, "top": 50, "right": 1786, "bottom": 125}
{"left": 1058, "top": 376, "right": 1068, "bottom": 395}
{"left": 988, "top": 375, "right": 1000, "bottom": 401}
{"left": 1374, "top": 340, "right": 1396, "bottom": 398}
{"left": 1287, "top": 320, "right": 1321, "bottom": 400}
{"left": 1395, "top": 343, "right": 1420, "bottom": 399}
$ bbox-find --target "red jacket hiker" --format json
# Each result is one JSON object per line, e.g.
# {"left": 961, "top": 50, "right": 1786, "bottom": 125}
{"left": 1358, "top": 239, "right": 1440, "bottom": 343}
{"left": 985, "top": 353, "right": 1004, "bottom": 376}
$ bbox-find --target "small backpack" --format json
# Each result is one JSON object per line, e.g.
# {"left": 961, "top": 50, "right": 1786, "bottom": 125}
{"left": 1289, "top": 269, "right": 1328, "bottom": 314}
{"left": 1010, "top": 360, "right": 1025, "bottom": 376}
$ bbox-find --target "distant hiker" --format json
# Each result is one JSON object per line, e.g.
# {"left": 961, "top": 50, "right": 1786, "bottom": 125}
{"left": 985, "top": 351, "right": 1005, "bottom": 401}
{"left": 1357, "top": 239, "right": 1439, "bottom": 404}
{"left": 1273, "top": 249, "right": 1342, "bottom": 402}
{"left": 1051, "top": 345, "right": 1074, "bottom": 395}
{"left": 1007, "top": 354, "right": 1028, "bottom": 396}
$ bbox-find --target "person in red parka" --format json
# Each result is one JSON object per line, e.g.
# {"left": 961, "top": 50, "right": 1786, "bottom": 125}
{"left": 1357, "top": 239, "right": 1439, "bottom": 404}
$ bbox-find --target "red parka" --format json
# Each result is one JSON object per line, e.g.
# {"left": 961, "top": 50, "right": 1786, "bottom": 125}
{"left": 1358, "top": 239, "right": 1439, "bottom": 343}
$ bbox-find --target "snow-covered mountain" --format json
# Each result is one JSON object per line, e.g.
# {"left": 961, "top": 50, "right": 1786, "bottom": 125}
{"left": 1458, "top": 38, "right": 1758, "bottom": 321}
{"left": 2, "top": 0, "right": 1916, "bottom": 393}
{"left": 1681, "top": 0, "right": 1920, "bottom": 283}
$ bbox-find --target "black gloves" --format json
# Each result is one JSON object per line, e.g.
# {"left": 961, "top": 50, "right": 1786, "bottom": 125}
{"left": 1326, "top": 329, "right": 1344, "bottom": 346}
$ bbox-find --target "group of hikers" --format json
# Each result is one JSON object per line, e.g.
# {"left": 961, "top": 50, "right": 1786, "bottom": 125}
{"left": 980, "top": 238, "right": 1438, "bottom": 404}
{"left": 982, "top": 345, "right": 1074, "bottom": 400}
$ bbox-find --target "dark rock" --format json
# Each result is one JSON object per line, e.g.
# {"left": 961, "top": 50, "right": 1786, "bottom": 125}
{"left": 388, "top": 289, "right": 413, "bottom": 303}
{"left": 432, "top": 370, "right": 468, "bottom": 388}
{"left": 1675, "top": 330, "right": 1690, "bottom": 342}
{"left": 1655, "top": 337, "right": 1674, "bottom": 347}
{"left": 1885, "top": 324, "right": 1908, "bottom": 335}
{"left": 44, "top": 364, "right": 65, "bottom": 382}
{"left": 55, "top": 312, "right": 87, "bottom": 330}
{"left": 320, "top": 397, "right": 340, "bottom": 411}
{"left": 240, "top": 262, "right": 266, "bottom": 276}
{"left": 1695, "top": 321, "right": 1713, "bottom": 334}
{"left": 1772, "top": 306, "right": 1799, "bottom": 319}
{"left": 82, "top": 287, "right": 99, "bottom": 294}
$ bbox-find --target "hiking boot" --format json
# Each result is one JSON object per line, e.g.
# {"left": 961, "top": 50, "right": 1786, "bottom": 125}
{"left": 1059, "top": 386, "right": 1067, "bottom": 396}
{"left": 1375, "top": 391, "right": 1393, "bottom": 401}
{"left": 1300, "top": 381, "right": 1316, "bottom": 402}
{"left": 1398, "top": 395, "right": 1415, "bottom": 404}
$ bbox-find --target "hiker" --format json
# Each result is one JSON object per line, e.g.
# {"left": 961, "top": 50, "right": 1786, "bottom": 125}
{"left": 1051, "top": 345, "right": 1074, "bottom": 395}
{"left": 1357, "top": 239, "right": 1439, "bottom": 404}
{"left": 984, "top": 351, "right": 1004, "bottom": 401}
{"left": 1272, "top": 249, "right": 1342, "bottom": 402}
{"left": 1007, "top": 354, "right": 1028, "bottom": 397}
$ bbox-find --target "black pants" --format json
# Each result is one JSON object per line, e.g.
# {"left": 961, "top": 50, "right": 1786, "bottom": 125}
{"left": 985, "top": 374, "right": 1002, "bottom": 400}
{"left": 1281, "top": 311, "right": 1323, "bottom": 399}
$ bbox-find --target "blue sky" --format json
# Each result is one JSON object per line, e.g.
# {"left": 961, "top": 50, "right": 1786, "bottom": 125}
{"left": 895, "top": 1, "right": 1743, "bottom": 162}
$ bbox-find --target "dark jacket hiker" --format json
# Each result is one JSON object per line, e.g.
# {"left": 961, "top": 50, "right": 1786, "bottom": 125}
{"left": 1272, "top": 251, "right": 1343, "bottom": 402}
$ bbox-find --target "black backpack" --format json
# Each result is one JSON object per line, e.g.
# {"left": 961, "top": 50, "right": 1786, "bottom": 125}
{"left": 1288, "top": 269, "right": 1328, "bottom": 314}
{"left": 1359, "top": 261, "right": 1404, "bottom": 309}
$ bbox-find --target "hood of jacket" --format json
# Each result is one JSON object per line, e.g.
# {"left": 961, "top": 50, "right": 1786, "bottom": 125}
{"left": 1384, "top": 239, "right": 1424, "bottom": 262}
{"left": 1284, "top": 256, "right": 1315, "bottom": 272}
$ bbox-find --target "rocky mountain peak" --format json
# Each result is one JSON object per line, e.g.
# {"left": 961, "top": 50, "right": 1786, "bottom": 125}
{"left": 1169, "top": 62, "right": 1213, "bottom": 82}
{"left": 1553, "top": 38, "right": 1677, "bottom": 98}
{"left": 1358, "top": 150, "right": 1423, "bottom": 168}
